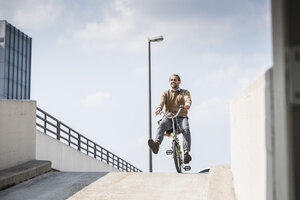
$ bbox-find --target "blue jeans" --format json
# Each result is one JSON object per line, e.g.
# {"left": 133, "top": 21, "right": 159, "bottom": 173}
{"left": 155, "top": 116, "right": 191, "bottom": 152}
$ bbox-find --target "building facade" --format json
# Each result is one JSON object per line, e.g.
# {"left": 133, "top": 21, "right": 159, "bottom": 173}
{"left": 0, "top": 20, "right": 32, "bottom": 99}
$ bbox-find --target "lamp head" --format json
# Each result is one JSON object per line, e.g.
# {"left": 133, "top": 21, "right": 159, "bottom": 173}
{"left": 148, "top": 35, "right": 164, "bottom": 42}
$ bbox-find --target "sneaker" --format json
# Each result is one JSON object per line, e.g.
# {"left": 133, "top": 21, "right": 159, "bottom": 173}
{"left": 148, "top": 139, "right": 160, "bottom": 154}
{"left": 184, "top": 152, "right": 192, "bottom": 164}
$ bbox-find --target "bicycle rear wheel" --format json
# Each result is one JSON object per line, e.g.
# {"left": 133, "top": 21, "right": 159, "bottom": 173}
{"left": 172, "top": 141, "right": 182, "bottom": 173}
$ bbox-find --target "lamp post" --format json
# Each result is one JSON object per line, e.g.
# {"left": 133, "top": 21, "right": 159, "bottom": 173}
{"left": 148, "top": 35, "right": 164, "bottom": 172}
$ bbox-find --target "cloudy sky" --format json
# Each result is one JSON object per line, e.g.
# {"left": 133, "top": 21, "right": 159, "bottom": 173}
{"left": 0, "top": 0, "right": 272, "bottom": 172}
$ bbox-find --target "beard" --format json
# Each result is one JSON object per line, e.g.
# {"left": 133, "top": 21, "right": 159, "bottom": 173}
{"left": 171, "top": 83, "right": 179, "bottom": 89}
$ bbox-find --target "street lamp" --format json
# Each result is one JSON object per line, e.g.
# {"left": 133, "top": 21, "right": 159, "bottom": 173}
{"left": 148, "top": 35, "right": 164, "bottom": 172}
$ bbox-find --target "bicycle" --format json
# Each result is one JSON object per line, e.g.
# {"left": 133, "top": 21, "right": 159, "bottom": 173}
{"left": 159, "top": 105, "right": 191, "bottom": 173}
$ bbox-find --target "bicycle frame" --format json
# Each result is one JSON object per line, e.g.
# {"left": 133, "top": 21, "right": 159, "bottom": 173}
{"left": 160, "top": 105, "right": 184, "bottom": 173}
{"left": 160, "top": 106, "right": 183, "bottom": 140}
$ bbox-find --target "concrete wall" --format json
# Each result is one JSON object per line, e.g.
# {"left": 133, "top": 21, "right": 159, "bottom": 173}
{"left": 0, "top": 100, "right": 121, "bottom": 172}
{"left": 36, "top": 130, "right": 119, "bottom": 172}
{"left": 0, "top": 100, "right": 36, "bottom": 170}
{"left": 230, "top": 68, "right": 274, "bottom": 200}
{"left": 272, "top": 0, "right": 298, "bottom": 199}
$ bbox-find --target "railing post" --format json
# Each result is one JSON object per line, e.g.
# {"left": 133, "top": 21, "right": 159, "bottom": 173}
{"left": 44, "top": 114, "right": 47, "bottom": 133}
{"left": 86, "top": 140, "right": 89, "bottom": 155}
{"left": 57, "top": 121, "right": 61, "bottom": 140}
{"left": 78, "top": 135, "right": 81, "bottom": 151}
{"left": 94, "top": 143, "right": 97, "bottom": 159}
{"left": 107, "top": 152, "right": 110, "bottom": 164}
{"left": 117, "top": 157, "right": 120, "bottom": 170}
{"left": 113, "top": 155, "right": 115, "bottom": 167}
{"left": 68, "top": 129, "right": 71, "bottom": 146}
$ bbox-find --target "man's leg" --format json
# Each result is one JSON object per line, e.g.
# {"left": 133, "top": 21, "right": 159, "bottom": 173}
{"left": 178, "top": 117, "right": 192, "bottom": 164}
{"left": 155, "top": 117, "right": 172, "bottom": 144}
{"left": 178, "top": 117, "right": 191, "bottom": 151}
{"left": 148, "top": 117, "right": 172, "bottom": 154}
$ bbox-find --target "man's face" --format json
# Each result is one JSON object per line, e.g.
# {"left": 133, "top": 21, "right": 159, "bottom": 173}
{"left": 169, "top": 76, "right": 181, "bottom": 89}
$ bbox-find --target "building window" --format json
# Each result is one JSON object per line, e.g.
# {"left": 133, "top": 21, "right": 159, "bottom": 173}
{"left": 0, "top": 21, "right": 31, "bottom": 99}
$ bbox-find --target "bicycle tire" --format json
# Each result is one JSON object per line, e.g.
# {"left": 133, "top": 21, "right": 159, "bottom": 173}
{"left": 172, "top": 141, "right": 182, "bottom": 173}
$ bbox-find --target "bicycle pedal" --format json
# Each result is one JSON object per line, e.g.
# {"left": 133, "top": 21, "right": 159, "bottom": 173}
{"left": 184, "top": 166, "right": 191, "bottom": 171}
{"left": 166, "top": 150, "right": 173, "bottom": 155}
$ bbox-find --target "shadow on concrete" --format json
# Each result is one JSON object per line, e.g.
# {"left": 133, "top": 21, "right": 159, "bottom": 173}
{"left": 0, "top": 172, "right": 108, "bottom": 200}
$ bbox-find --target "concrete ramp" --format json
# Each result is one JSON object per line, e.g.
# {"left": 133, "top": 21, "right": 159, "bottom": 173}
{"left": 0, "top": 172, "right": 108, "bottom": 200}
{"left": 0, "top": 165, "right": 236, "bottom": 200}
{"left": 68, "top": 172, "right": 209, "bottom": 200}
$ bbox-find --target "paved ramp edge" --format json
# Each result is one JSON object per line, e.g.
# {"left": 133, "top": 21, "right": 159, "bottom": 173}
{"left": 0, "top": 160, "right": 51, "bottom": 190}
{"left": 207, "top": 165, "right": 237, "bottom": 200}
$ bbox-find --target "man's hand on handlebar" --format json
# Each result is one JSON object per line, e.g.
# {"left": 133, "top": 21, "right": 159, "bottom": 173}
{"left": 184, "top": 105, "right": 190, "bottom": 110}
{"left": 155, "top": 109, "right": 161, "bottom": 115}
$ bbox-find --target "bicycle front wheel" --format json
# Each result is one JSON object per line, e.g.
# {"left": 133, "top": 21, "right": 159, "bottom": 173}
{"left": 172, "top": 141, "right": 182, "bottom": 173}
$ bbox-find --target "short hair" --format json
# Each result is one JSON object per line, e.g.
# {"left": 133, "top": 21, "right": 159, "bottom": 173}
{"left": 169, "top": 74, "right": 181, "bottom": 81}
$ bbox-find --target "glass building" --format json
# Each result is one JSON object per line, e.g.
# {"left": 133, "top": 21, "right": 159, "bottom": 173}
{"left": 0, "top": 20, "right": 32, "bottom": 99}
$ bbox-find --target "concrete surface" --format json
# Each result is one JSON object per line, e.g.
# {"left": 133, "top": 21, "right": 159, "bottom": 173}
{"left": 36, "top": 130, "right": 120, "bottom": 172}
{"left": 0, "top": 165, "right": 236, "bottom": 200}
{"left": 272, "top": 0, "right": 297, "bottom": 199}
{"left": 207, "top": 165, "right": 236, "bottom": 200}
{"left": 230, "top": 69, "right": 274, "bottom": 200}
{"left": 0, "top": 100, "right": 36, "bottom": 170}
{"left": 0, "top": 172, "right": 108, "bottom": 200}
{"left": 0, "top": 160, "right": 51, "bottom": 190}
{"left": 68, "top": 172, "right": 209, "bottom": 200}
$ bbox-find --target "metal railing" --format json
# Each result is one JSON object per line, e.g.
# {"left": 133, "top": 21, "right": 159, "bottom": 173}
{"left": 36, "top": 107, "right": 142, "bottom": 172}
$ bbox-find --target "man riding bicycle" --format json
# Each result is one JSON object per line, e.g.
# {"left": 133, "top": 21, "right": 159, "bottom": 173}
{"left": 148, "top": 74, "right": 192, "bottom": 164}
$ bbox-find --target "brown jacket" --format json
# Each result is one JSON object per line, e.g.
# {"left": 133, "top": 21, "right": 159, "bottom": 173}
{"left": 157, "top": 89, "right": 192, "bottom": 117}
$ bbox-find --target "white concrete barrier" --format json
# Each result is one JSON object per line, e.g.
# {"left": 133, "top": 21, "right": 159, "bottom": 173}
{"left": 0, "top": 100, "right": 122, "bottom": 172}
{"left": 36, "top": 130, "right": 119, "bottom": 172}
{"left": 0, "top": 100, "right": 36, "bottom": 170}
{"left": 230, "top": 68, "right": 274, "bottom": 200}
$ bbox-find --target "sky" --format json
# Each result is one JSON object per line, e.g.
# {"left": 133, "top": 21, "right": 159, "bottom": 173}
{"left": 0, "top": 0, "right": 273, "bottom": 172}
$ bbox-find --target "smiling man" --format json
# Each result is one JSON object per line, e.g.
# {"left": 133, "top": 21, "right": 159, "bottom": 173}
{"left": 148, "top": 74, "right": 192, "bottom": 164}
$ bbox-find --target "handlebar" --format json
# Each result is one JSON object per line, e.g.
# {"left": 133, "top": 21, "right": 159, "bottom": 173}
{"left": 159, "top": 105, "right": 184, "bottom": 119}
